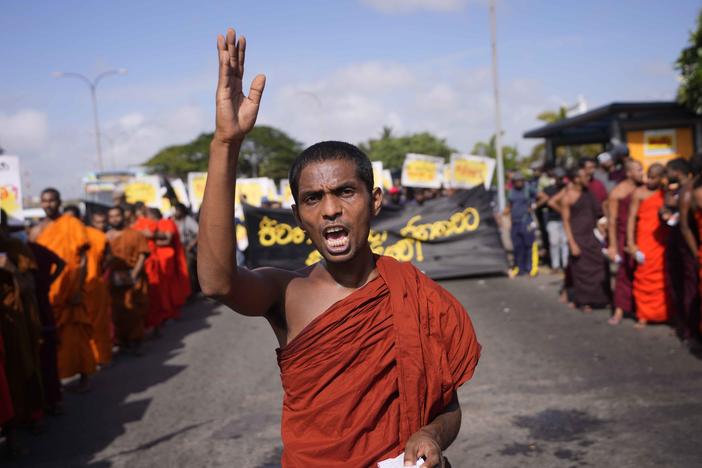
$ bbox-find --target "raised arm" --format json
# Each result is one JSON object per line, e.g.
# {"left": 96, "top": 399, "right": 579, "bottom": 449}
{"left": 198, "top": 28, "right": 291, "bottom": 317}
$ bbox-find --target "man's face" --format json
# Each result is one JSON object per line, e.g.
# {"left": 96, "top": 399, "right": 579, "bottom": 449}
{"left": 628, "top": 162, "right": 644, "bottom": 184}
{"left": 513, "top": 179, "right": 525, "bottom": 189}
{"left": 174, "top": 207, "right": 186, "bottom": 220}
{"left": 574, "top": 168, "right": 588, "bottom": 187}
{"left": 584, "top": 161, "right": 596, "bottom": 178}
{"left": 647, "top": 170, "right": 663, "bottom": 190}
{"left": 292, "top": 159, "right": 381, "bottom": 264}
{"left": 91, "top": 214, "right": 107, "bottom": 231}
{"left": 108, "top": 209, "right": 124, "bottom": 229}
{"left": 40, "top": 192, "right": 61, "bottom": 219}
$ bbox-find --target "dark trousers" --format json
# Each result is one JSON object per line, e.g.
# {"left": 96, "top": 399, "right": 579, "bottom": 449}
{"left": 511, "top": 222, "right": 534, "bottom": 274}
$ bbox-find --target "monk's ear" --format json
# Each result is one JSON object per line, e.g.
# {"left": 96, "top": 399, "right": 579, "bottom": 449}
{"left": 291, "top": 204, "right": 304, "bottom": 231}
{"left": 371, "top": 187, "right": 383, "bottom": 217}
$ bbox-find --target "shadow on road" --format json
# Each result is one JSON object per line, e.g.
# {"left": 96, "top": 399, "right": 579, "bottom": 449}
{"left": 7, "top": 298, "right": 221, "bottom": 467}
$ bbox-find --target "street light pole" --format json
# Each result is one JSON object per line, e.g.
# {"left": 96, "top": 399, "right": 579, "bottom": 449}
{"left": 52, "top": 69, "right": 127, "bottom": 172}
{"left": 489, "top": 0, "right": 506, "bottom": 212}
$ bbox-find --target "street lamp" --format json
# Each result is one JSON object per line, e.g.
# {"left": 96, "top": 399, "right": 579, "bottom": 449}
{"left": 51, "top": 68, "right": 128, "bottom": 172}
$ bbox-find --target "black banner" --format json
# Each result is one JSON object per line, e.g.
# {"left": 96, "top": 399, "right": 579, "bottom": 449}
{"left": 243, "top": 186, "right": 507, "bottom": 279}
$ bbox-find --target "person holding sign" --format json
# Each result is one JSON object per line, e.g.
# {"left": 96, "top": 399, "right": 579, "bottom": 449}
{"left": 197, "top": 27, "right": 480, "bottom": 468}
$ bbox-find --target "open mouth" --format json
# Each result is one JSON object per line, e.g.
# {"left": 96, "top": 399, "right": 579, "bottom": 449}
{"left": 322, "top": 225, "right": 350, "bottom": 254}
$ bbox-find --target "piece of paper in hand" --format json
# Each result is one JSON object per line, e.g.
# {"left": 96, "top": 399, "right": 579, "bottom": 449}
{"left": 377, "top": 452, "right": 424, "bottom": 468}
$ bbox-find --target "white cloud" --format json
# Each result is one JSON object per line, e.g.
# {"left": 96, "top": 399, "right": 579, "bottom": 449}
{"left": 0, "top": 110, "right": 48, "bottom": 154}
{"left": 361, "top": 0, "right": 474, "bottom": 14}
{"left": 261, "top": 59, "right": 552, "bottom": 158}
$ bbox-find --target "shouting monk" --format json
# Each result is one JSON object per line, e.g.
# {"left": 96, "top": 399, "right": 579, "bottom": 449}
{"left": 198, "top": 27, "right": 480, "bottom": 468}
{"left": 627, "top": 164, "right": 669, "bottom": 328}
{"left": 106, "top": 206, "right": 150, "bottom": 355}
{"left": 606, "top": 160, "right": 644, "bottom": 325}
{"left": 29, "top": 189, "right": 96, "bottom": 392}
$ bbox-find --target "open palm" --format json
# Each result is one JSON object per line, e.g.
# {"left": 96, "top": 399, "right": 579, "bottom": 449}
{"left": 215, "top": 28, "right": 266, "bottom": 143}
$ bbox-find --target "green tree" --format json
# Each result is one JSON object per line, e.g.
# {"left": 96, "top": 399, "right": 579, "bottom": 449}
{"left": 676, "top": 9, "right": 702, "bottom": 113}
{"left": 472, "top": 134, "right": 521, "bottom": 171}
{"left": 358, "top": 127, "right": 455, "bottom": 169}
{"left": 144, "top": 125, "right": 302, "bottom": 180}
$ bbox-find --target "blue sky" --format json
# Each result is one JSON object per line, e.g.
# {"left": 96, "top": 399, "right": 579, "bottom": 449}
{"left": 0, "top": 0, "right": 698, "bottom": 197}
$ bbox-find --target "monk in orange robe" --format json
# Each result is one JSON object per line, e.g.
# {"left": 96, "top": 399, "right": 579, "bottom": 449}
{"left": 199, "top": 30, "right": 480, "bottom": 467}
{"left": 86, "top": 211, "right": 112, "bottom": 365}
{"left": 106, "top": 206, "right": 150, "bottom": 354}
{"left": 132, "top": 204, "right": 168, "bottom": 330}
{"left": 30, "top": 189, "right": 95, "bottom": 391}
{"left": 627, "top": 164, "right": 670, "bottom": 327}
{"left": 148, "top": 208, "right": 191, "bottom": 320}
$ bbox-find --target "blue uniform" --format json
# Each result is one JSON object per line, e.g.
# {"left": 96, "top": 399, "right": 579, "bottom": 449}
{"left": 509, "top": 186, "right": 535, "bottom": 274}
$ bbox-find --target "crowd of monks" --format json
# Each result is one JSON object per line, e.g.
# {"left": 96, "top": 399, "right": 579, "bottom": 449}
{"left": 529, "top": 149, "right": 702, "bottom": 350}
{"left": 0, "top": 188, "right": 192, "bottom": 458}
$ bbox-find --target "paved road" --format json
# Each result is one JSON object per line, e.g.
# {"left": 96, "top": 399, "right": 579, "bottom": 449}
{"left": 8, "top": 273, "right": 702, "bottom": 467}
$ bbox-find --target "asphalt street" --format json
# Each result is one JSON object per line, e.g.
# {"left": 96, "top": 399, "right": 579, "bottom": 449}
{"left": 7, "top": 273, "right": 702, "bottom": 468}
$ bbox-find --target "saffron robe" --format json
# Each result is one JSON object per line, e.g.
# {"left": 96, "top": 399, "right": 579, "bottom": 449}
{"left": 0, "top": 237, "right": 44, "bottom": 423}
{"left": 27, "top": 242, "right": 63, "bottom": 409}
{"left": 0, "top": 334, "right": 13, "bottom": 425}
{"left": 107, "top": 229, "right": 151, "bottom": 344}
{"left": 276, "top": 256, "right": 481, "bottom": 467}
{"left": 85, "top": 227, "right": 112, "bottom": 364}
{"left": 568, "top": 191, "right": 611, "bottom": 308}
{"left": 155, "top": 218, "right": 191, "bottom": 320}
{"left": 133, "top": 217, "right": 167, "bottom": 327}
{"left": 633, "top": 190, "right": 670, "bottom": 323}
{"left": 36, "top": 215, "right": 96, "bottom": 379}
{"left": 613, "top": 194, "right": 635, "bottom": 314}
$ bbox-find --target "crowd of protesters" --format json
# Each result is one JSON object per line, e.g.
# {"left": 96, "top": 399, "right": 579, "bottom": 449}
{"left": 505, "top": 144, "right": 702, "bottom": 351}
{"left": 0, "top": 189, "right": 197, "bottom": 459}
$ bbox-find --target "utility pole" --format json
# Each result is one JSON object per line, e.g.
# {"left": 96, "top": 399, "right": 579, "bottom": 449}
{"left": 52, "top": 69, "right": 127, "bottom": 172}
{"left": 489, "top": 0, "right": 506, "bottom": 212}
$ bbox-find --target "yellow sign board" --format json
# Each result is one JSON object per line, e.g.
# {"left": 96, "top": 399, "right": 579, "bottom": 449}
{"left": 449, "top": 154, "right": 496, "bottom": 189}
{"left": 627, "top": 127, "right": 694, "bottom": 171}
{"left": 401, "top": 153, "right": 444, "bottom": 189}
{"left": 125, "top": 176, "right": 161, "bottom": 208}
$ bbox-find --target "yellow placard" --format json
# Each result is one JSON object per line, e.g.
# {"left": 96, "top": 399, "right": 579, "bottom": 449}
{"left": 0, "top": 184, "right": 21, "bottom": 217}
{"left": 124, "top": 177, "right": 161, "bottom": 207}
{"left": 401, "top": 153, "right": 444, "bottom": 188}
{"left": 627, "top": 128, "right": 694, "bottom": 171}
{"left": 449, "top": 154, "right": 496, "bottom": 189}
{"left": 187, "top": 172, "right": 208, "bottom": 212}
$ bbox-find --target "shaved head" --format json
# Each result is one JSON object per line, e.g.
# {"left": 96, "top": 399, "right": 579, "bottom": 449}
{"left": 648, "top": 163, "right": 665, "bottom": 178}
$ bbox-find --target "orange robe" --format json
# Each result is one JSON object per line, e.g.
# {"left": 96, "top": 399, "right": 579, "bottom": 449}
{"left": 156, "top": 218, "right": 191, "bottom": 319}
{"left": 85, "top": 227, "right": 112, "bottom": 364}
{"left": 633, "top": 190, "right": 670, "bottom": 323}
{"left": 133, "top": 217, "right": 168, "bottom": 327}
{"left": 36, "top": 215, "right": 96, "bottom": 379}
{"left": 0, "top": 334, "right": 13, "bottom": 425}
{"left": 276, "top": 256, "right": 480, "bottom": 467}
{"left": 107, "top": 229, "right": 151, "bottom": 344}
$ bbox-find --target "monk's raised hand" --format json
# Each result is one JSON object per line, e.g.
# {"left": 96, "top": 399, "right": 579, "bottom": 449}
{"left": 214, "top": 27, "right": 266, "bottom": 144}
{"left": 404, "top": 429, "right": 444, "bottom": 468}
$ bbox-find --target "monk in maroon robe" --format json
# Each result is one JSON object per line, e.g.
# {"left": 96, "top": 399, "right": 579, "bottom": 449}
{"left": 198, "top": 27, "right": 480, "bottom": 468}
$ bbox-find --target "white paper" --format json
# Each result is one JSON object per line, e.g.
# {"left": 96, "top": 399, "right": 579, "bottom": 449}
{"left": 377, "top": 452, "right": 424, "bottom": 468}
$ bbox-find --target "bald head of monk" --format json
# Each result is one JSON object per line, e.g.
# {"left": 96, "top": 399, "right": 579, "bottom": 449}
{"left": 625, "top": 160, "right": 644, "bottom": 185}
{"left": 63, "top": 205, "right": 81, "bottom": 219}
{"left": 91, "top": 212, "right": 108, "bottom": 232}
{"left": 646, "top": 163, "right": 665, "bottom": 191}
{"left": 40, "top": 187, "right": 62, "bottom": 220}
{"left": 289, "top": 141, "right": 382, "bottom": 265}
